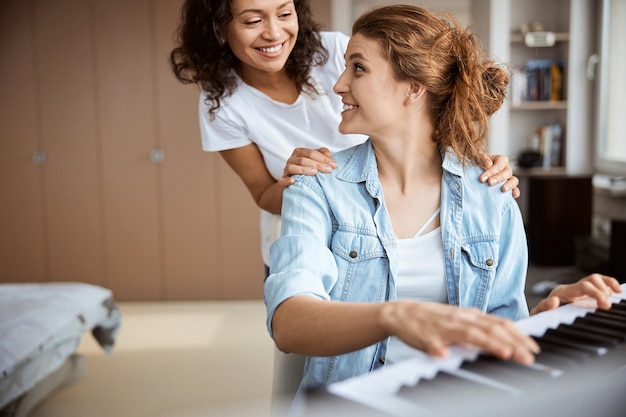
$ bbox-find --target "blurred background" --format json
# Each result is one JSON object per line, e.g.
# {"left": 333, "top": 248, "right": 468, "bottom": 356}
{"left": 1, "top": 0, "right": 624, "bottom": 302}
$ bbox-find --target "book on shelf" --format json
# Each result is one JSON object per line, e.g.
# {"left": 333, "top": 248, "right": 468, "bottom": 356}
{"left": 511, "top": 59, "right": 564, "bottom": 104}
{"left": 534, "top": 123, "right": 563, "bottom": 168}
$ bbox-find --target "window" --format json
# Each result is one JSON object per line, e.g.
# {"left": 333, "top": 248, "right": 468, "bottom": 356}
{"left": 595, "top": 0, "right": 626, "bottom": 176}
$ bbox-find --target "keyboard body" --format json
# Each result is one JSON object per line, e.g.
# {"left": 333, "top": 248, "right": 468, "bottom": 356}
{"left": 304, "top": 284, "right": 626, "bottom": 417}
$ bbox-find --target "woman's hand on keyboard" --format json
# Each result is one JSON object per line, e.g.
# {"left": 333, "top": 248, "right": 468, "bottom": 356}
{"left": 380, "top": 301, "right": 540, "bottom": 365}
{"left": 530, "top": 273, "right": 622, "bottom": 316}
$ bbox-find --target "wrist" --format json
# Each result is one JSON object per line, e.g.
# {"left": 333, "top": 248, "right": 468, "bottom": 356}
{"left": 378, "top": 301, "right": 412, "bottom": 338}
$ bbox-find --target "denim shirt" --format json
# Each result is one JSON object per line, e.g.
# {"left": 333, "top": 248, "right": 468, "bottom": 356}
{"left": 265, "top": 139, "right": 529, "bottom": 394}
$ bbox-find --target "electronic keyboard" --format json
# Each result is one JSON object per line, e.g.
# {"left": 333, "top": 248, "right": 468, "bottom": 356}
{"left": 304, "top": 284, "right": 626, "bottom": 417}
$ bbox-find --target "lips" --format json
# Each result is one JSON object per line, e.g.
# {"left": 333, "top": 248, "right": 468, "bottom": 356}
{"left": 342, "top": 103, "right": 358, "bottom": 112}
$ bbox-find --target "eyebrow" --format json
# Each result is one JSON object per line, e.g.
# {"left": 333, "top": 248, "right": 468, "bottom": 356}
{"left": 346, "top": 52, "right": 367, "bottom": 61}
{"left": 235, "top": 1, "right": 294, "bottom": 17}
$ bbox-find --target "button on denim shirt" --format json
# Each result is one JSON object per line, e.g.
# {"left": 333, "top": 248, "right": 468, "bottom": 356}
{"left": 265, "top": 139, "right": 529, "bottom": 394}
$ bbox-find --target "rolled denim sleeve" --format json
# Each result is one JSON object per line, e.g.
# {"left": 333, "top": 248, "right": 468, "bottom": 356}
{"left": 264, "top": 176, "right": 339, "bottom": 338}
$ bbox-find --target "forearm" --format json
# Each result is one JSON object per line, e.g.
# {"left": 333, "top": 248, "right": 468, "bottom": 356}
{"left": 271, "top": 296, "right": 390, "bottom": 356}
{"left": 255, "top": 180, "right": 285, "bottom": 215}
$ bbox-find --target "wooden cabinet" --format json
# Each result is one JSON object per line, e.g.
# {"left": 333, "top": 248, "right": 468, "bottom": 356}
{"left": 0, "top": 1, "right": 47, "bottom": 284}
{"left": 35, "top": 0, "right": 107, "bottom": 287}
{"left": 526, "top": 174, "right": 592, "bottom": 266}
{"left": 0, "top": 0, "right": 263, "bottom": 300}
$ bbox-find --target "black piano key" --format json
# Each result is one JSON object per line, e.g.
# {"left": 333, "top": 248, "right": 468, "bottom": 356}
{"left": 594, "top": 307, "right": 626, "bottom": 317}
{"left": 574, "top": 315, "right": 626, "bottom": 333}
{"left": 609, "top": 302, "right": 626, "bottom": 312}
{"left": 589, "top": 309, "right": 626, "bottom": 322}
{"left": 532, "top": 336, "right": 593, "bottom": 362}
{"left": 538, "top": 331, "right": 608, "bottom": 356}
{"left": 566, "top": 321, "right": 626, "bottom": 340}
{"left": 545, "top": 326, "right": 619, "bottom": 348}
{"left": 556, "top": 323, "right": 623, "bottom": 344}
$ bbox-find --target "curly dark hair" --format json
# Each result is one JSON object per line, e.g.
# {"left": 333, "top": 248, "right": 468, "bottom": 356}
{"left": 169, "top": 0, "right": 328, "bottom": 116}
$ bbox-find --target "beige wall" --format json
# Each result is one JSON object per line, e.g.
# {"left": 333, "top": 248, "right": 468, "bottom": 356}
{"left": 0, "top": 0, "right": 264, "bottom": 301}
{"left": 311, "top": 0, "right": 332, "bottom": 29}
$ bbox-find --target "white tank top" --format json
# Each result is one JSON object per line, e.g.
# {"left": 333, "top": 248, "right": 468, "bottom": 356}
{"left": 388, "top": 208, "right": 447, "bottom": 363}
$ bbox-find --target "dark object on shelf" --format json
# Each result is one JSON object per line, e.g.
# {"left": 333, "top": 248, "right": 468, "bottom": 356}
{"left": 575, "top": 224, "right": 625, "bottom": 282}
{"left": 527, "top": 175, "right": 592, "bottom": 266}
{"left": 610, "top": 219, "right": 626, "bottom": 282}
{"left": 518, "top": 150, "right": 543, "bottom": 168}
{"left": 575, "top": 235, "right": 611, "bottom": 274}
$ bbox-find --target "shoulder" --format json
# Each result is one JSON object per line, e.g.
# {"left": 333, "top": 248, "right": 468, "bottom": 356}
{"left": 298, "top": 142, "right": 368, "bottom": 187}
{"left": 320, "top": 31, "right": 350, "bottom": 48}
{"left": 319, "top": 31, "right": 349, "bottom": 65}
{"left": 198, "top": 86, "right": 255, "bottom": 151}
{"left": 304, "top": 32, "right": 349, "bottom": 93}
{"left": 334, "top": 141, "right": 368, "bottom": 165}
{"left": 444, "top": 151, "right": 515, "bottom": 208}
{"left": 198, "top": 76, "right": 245, "bottom": 116}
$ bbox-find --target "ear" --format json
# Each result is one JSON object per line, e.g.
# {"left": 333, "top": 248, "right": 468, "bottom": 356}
{"left": 405, "top": 83, "right": 427, "bottom": 104}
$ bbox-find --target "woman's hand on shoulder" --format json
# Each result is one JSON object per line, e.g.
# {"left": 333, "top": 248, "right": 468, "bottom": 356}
{"left": 530, "top": 273, "right": 622, "bottom": 316}
{"left": 279, "top": 147, "right": 338, "bottom": 188}
{"left": 479, "top": 153, "right": 521, "bottom": 199}
{"left": 380, "top": 301, "right": 538, "bottom": 365}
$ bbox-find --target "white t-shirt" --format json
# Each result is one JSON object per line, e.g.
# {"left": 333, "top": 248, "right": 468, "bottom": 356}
{"left": 387, "top": 209, "right": 447, "bottom": 364}
{"left": 199, "top": 32, "right": 366, "bottom": 265}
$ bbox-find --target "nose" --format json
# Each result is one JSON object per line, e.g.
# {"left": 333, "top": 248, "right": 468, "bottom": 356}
{"left": 333, "top": 69, "right": 349, "bottom": 95}
{"left": 263, "top": 17, "right": 281, "bottom": 40}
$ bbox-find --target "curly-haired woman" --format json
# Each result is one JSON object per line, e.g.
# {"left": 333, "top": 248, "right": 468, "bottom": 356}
{"left": 169, "top": 0, "right": 520, "bottom": 277}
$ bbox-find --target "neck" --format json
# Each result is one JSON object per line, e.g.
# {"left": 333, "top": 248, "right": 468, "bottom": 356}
{"left": 374, "top": 135, "right": 443, "bottom": 239}
{"left": 374, "top": 132, "right": 442, "bottom": 194}
{"left": 236, "top": 66, "right": 299, "bottom": 104}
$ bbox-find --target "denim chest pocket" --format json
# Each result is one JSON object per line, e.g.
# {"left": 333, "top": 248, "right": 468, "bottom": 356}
{"left": 461, "top": 240, "right": 499, "bottom": 271}
{"left": 459, "top": 239, "right": 499, "bottom": 310}
{"left": 331, "top": 230, "right": 386, "bottom": 262}
{"left": 330, "top": 230, "right": 388, "bottom": 303}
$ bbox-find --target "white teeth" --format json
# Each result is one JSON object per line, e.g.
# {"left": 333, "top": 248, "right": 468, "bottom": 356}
{"left": 259, "top": 44, "right": 282, "bottom": 53}
{"left": 343, "top": 104, "right": 358, "bottom": 111}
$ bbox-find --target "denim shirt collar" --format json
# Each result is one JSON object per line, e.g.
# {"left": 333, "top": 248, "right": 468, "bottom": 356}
{"left": 334, "top": 139, "right": 383, "bottom": 198}
{"left": 335, "top": 138, "right": 466, "bottom": 188}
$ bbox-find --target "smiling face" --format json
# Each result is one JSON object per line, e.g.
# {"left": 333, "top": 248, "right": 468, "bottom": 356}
{"left": 225, "top": 0, "right": 299, "bottom": 79}
{"left": 333, "top": 33, "right": 413, "bottom": 139}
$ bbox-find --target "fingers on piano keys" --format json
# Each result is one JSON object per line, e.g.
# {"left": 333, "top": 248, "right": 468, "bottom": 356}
{"left": 397, "top": 298, "right": 626, "bottom": 413}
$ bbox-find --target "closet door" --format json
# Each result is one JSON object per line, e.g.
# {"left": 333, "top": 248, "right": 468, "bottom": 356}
{"left": 154, "top": 0, "right": 221, "bottom": 300}
{"left": 0, "top": 1, "right": 47, "bottom": 282}
{"left": 33, "top": 0, "right": 105, "bottom": 286}
{"left": 155, "top": 0, "right": 263, "bottom": 300}
{"left": 94, "top": 0, "right": 162, "bottom": 300}
{"left": 217, "top": 162, "right": 265, "bottom": 299}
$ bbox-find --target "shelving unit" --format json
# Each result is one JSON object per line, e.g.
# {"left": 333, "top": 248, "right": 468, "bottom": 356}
{"left": 473, "top": 0, "right": 598, "bottom": 266}
{"left": 508, "top": 0, "right": 570, "bottom": 172}
{"left": 478, "top": 0, "right": 596, "bottom": 176}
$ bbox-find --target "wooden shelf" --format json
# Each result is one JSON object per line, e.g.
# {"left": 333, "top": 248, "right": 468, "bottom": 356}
{"left": 510, "top": 32, "right": 570, "bottom": 43}
{"left": 511, "top": 101, "right": 568, "bottom": 111}
{"left": 514, "top": 166, "right": 593, "bottom": 179}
